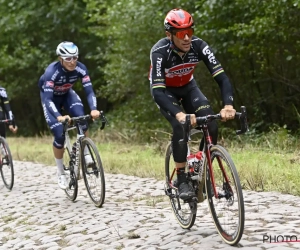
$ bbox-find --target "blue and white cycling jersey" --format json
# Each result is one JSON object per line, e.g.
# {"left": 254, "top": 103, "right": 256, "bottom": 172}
{"left": 38, "top": 61, "right": 97, "bottom": 118}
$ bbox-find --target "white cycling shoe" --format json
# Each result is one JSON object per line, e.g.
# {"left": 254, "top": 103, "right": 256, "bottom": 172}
{"left": 57, "top": 174, "right": 68, "bottom": 190}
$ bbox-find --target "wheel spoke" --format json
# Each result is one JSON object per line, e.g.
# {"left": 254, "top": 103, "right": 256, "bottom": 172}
{"left": 81, "top": 137, "right": 105, "bottom": 207}
{"left": 206, "top": 145, "right": 244, "bottom": 245}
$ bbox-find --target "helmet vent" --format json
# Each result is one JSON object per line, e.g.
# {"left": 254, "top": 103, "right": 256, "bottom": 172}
{"left": 171, "top": 20, "right": 180, "bottom": 26}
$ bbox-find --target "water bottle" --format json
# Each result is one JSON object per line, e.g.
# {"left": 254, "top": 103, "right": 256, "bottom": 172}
{"left": 194, "top": 151, "right": 204, "bottom": 179}
{"left": 187, "top": 153, "right": 195, "bottom": 166}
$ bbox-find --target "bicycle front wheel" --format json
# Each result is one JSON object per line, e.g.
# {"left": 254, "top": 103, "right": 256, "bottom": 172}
{"left": 165, "top": 142, "right": 196, "bottom": 229}
{"left": 81, "top": 137, "right": 105, "bottom": 207}
{"left": 0, "top": 137, "right": 14, "bottom": 190}
{"left": 205, "top": 145, "right": 244, "bottom": 245}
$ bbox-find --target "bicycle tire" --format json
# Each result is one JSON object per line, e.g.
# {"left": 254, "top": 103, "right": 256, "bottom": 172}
{"left": 81, "top": 137, "right": 105, "bottom": 207}
{"left": 205, "top": 145, "right": 244, "bottom": 245}
{"left": 64, "top": 147, "right": 78, "bottom": 201}
{"left": 0, "top": 137, "right": 14, "bottom": 190}
{"left": 165, "top": 142, "right": 196, "bottom": 229}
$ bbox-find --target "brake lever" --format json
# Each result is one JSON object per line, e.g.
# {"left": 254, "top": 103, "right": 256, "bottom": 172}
{"left": 100, "top": 111, "right": 109, "bottom": 130}
{"left": 236, "top": 106, "right": 249, "bottom": 135}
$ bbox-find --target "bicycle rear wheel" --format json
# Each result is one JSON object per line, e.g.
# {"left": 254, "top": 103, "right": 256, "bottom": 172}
{"left": 81, "top": 137, "right": 105, "bottom": 207}
{"left": 165, "top": 142, "right": 196, "bottom": 229}
{"left": 205, "top": 145, "right": 244, "bottom": 245}
{"left": 0, "top": 137, "right": 14, "bottom": 190}
{"left": 64, "top": 148, "right": 78, "bottom": 201}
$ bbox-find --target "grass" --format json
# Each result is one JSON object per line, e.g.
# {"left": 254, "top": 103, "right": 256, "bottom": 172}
{"left": 5, "top": 132, "right": 300, "bottom": 196}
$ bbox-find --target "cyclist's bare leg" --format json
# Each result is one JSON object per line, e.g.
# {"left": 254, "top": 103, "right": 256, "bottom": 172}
{"left": 53, "top": 146, "right": 64, "bottom": 159}
{"left": 175, "top": 162, "right": 186, "bottom": 168}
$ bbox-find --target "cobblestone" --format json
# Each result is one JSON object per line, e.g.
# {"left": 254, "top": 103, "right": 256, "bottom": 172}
{"left": 0, "top": 161, "right": 300, "bottom": 249}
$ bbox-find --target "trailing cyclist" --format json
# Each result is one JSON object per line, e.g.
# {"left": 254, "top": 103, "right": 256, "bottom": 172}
{"left": 149, "top": 9, "right": 236, "bottom": 200}
{"left": 38, "top": 41, "right": 101, "bottom": 190}
{"left": 0, "top": 86, "right": 18, "bottom": 138}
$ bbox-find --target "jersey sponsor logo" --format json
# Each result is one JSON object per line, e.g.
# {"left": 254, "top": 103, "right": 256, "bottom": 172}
{"left": 0, "top": 89, "right": 7, "bottom": 98}
{"left": 75, "top": 66, "right": 86, "bottom": 76}
{"left": 195, "top": 104, "right": 210, "bottom": 113}
{"left": 54, "top": 83, "right": 72, "bottom": 92}
{"left": 83, "top": 83, "right": 92, "bottom": 88}
{"left": 50, "top": 122, "right": 62, "bottom": 130}
{"left": 92, "top": 96, "right": 97, "bottom": 108}
{"left": 82, "top": 75, "right": 90, "bottom": 83}
{"left": 8, "top": 111, "right": 13, "bottom": 120}
{"left": 156, "top": 58, "right": 163, "bottom": 77}
{"left": 60, "top": 76, "right": 66, "bottom": 82}
{"left": 51, "top": 70, "right": 59, "bottom": 81}
{"left": 42, "top": 104, "right": 51, "bottom": 123}
{"left": 45, "top": 81, "right": 54, "bottom": 88}
{"left": 165, "top": 63, "right": 197, "bottom": 78}
{"left": 202, "top": 45, "right": 217, "bottom": 64}
{"left": 49, "top": 101, "right": 58, "bottom": 113}
{"left": 44, "top": 89, "right": 53, "bottom": 92}
{"left": 70, "top": 102, "right": 84, "bottom": 109}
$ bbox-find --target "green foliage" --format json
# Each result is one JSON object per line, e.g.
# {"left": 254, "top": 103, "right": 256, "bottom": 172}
{"left": 195, "top": 0, "right": 300, "bottom": 132}
{"left": 84, "top": 0, "right": 197, "bottom": 137}
{"left": 0, "top": 0, "right": 106, "bottom": 135}
{"left": 0, "top": 0, "right": 300, "bottom": 139}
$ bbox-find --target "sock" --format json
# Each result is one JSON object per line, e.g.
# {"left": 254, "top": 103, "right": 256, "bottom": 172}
{"left": 176, "top": 167, "right": 187, "bottom": 184}
{"left": 55, "top": 158, "right": 65, "bottom": 175}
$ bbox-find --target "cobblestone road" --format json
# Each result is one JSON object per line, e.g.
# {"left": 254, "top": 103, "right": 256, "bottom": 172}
{"left": 1, "top": 161, "right": 300, "bottom": 250}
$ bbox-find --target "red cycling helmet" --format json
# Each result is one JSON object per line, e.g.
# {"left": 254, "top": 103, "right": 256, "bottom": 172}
{"left": 164, "top": 8, "right": 194, "bottom": 31}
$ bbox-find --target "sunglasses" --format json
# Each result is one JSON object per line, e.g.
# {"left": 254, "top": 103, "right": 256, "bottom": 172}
{"left": 61, "top": 56, "right": 78, "bottom": 62}
{"left": 172, "top": 28, "right": 194, "bottom": 39}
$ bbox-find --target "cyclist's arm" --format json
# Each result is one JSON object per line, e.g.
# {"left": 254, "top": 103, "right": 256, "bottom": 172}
{"left": 42, "top": 76, "right": 62, "bottom": 118}
{"left": 78, "top": 65, "right": 97, "bottom": 111}
{"left": 0, "top": 88, "right": 14, "bottom": 121}
{"left": 197, "top": 40, "right": 234, "bottom": 106}
{"left": 150, "top": 52, "right": 182, "bottom": 117}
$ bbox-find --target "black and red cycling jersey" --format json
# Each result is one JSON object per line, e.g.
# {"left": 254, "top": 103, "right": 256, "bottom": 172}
{"left": 149, "top": 36, "right": 234, "bottom": 116}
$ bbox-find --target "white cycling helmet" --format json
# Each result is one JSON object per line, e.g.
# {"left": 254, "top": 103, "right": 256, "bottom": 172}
{"left": 56, "top": 41, "right": 79, "bottom": 57}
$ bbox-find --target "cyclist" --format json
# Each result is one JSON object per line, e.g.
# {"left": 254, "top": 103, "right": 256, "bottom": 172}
{"left": 38, "top": 41, "right": 100, "bottom": 190}
{"left": 0, "top": 86, "right": 18, "bottom": 137}
{"left": 0, "top": 87, "right": 18, "bottom": 159}
{"left": 149, "top": 9, "right": 236, "bottom": 200}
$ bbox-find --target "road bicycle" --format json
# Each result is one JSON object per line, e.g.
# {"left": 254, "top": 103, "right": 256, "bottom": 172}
{"left": 165, "top": 106, "right": 249, "bottom": 245}
{"left": 61, "top": 112, "right": 107, "bottom": 207}
{"left": 0, "top": 119, "right": 15, "bottom": 190}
